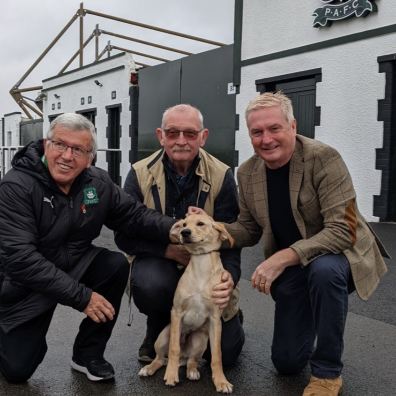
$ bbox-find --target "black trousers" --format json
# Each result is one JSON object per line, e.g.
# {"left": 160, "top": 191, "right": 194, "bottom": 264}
{"left": 0, "top": 250, "right": 129, "bottom": 383}
{"left": 131, "top": 255, "right": 245, "bottom": 366}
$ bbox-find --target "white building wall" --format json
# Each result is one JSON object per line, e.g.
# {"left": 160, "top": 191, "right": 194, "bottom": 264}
{"left": 41, "top": 53, "right": 135, "bottom": 185}
{"left": 3, "top": 112, "right": 23, "bottom": 146}
{"left": 237, "top": 0, "right": 396, "bottom": 221}
{"left": 242, "top": 0, "right": 396, "bottom": 61}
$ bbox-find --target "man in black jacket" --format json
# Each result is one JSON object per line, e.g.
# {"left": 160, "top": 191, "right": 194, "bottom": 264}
{"left": 115, "top": 104, "right": 244, "bottom": 365}
{"left": 0, "top": 113, "right": 175, "bottom": 383}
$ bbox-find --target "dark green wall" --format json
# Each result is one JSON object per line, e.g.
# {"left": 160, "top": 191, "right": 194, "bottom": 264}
{"left": 136, "top": 45, "right": 237, "bottom": 169}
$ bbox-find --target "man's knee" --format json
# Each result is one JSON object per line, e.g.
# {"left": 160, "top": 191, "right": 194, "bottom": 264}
{"left": 131, "top": 257, "right": 179, "bottom": 311}
{"left": 109, "top": 251, "right": 130, "bottom": 279}
{"left": 0, "top": 359, "right": 37, "bottom": 383}
{"left": 132, "top": 272, "right": 175, "bottom": 297}
{"left": 309, "top": 254, "right": 350, "bottom": 289}
{"left": 131, "top": 277, "right": 175, "bottom": 314}
{"left": 88, "top": 250, "right": 130, "bottom": 288}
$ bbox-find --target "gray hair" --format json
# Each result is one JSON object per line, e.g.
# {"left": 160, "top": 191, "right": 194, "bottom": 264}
{"left": 245, "top": 91, "right": 295, "bottom": 125}
{"left": 161, "top": 104, "right": 204, "bottom": 130}
{"left": 47, "top": 113, "right": 97, "bottom": 157}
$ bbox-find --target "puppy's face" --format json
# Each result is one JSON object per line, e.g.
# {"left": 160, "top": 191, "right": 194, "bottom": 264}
{"left": 170, "top": 213, "right": 234, "bottom": 254}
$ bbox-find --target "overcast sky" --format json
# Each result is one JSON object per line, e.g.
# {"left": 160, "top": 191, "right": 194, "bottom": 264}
{"left": 1, "top": 0, "right": 234, "bottom": 118}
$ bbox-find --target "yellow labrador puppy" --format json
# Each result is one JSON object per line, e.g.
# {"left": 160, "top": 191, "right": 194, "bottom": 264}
{"left": 139, "top": 213, "right": 234, "bottom": 393}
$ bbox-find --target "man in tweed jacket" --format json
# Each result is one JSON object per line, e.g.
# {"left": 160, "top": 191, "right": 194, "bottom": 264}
{"left": 225, "top": 92, "right": 388, "bottom": 396}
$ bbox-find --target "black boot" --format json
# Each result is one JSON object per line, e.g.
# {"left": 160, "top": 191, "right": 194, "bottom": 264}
{"left": 138, "top": 316, "right": 168, "bottom": 362}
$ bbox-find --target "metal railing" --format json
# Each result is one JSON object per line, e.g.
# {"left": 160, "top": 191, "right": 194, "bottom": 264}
{"left": 0, "top": 146, "right": 23, "bottom": 179}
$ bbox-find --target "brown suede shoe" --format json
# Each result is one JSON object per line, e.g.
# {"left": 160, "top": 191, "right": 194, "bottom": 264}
{"left": 302, "top": 376, "right": 343, "bottom": 396}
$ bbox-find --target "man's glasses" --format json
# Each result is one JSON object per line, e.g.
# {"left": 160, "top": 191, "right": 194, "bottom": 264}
{"left": 50, "top": 140, "right": 92, "bottom": 158}
{"left": 163, "top": 128, "right": 203, "bottom": 141}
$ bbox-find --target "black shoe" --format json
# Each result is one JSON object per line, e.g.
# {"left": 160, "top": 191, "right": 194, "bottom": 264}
{"left": 138, "top": 316, "right": 168, "bottom": 362}
{"left": 138, "top": 336, "right": 156, "bottom": 363}
{"left": 71, "top": 357, "right": 115, "bottom": 381}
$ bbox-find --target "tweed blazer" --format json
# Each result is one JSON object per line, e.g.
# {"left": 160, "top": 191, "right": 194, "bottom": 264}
{"left": 227, "top": 135, "right": 388, "bottom": 300}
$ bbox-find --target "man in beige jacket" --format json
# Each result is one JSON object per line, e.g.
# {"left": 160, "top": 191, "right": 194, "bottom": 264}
{"left": 115, "top": 104, "right": 244, "bottom": 366}
{"left": 223, "top": 92, "right": 388, "bottom": 395}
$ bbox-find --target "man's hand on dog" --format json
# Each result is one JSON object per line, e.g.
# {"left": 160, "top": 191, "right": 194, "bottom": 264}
{"left": 84, "top": 291, "right": 115, "bottom": 323}
{"left": 212, "top": 270, "right": 234, "bottom": 309}
{"left": 165, "top": 244, "right": 191, "bottom": 267}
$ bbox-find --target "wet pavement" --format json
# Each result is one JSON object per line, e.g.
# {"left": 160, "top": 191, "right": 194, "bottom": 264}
{"left": 1, "top": 223, "right": 395, "bottom": 395}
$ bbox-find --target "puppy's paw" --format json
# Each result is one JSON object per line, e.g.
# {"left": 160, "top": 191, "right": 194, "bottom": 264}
{"left": 164, "top": 367, "right": 179, "bottom": 386}
{"left": 214, "top": 378, "right": 233, "bottom": 393}
{"left": 138, "top": 365, "right": 154, "bottom": 377}
{"left": 138, "top": 358, "right": 164, "bottom": 377}
{"left": 187, "top": 367, "right": 200, "bottom": 381}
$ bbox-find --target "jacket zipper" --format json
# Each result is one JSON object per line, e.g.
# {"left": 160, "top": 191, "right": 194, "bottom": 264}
{"left": 63, "top": 196, "right": 74, "bottom": 269}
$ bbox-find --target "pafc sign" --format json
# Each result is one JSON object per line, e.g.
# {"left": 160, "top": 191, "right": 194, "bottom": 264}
{"left": 313, "top": 0, "right": 376, "bottom": 28}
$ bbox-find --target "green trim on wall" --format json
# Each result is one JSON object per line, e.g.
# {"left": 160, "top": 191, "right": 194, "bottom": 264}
{"left": 233, "top": 0, "right": 243, "bottom": 88}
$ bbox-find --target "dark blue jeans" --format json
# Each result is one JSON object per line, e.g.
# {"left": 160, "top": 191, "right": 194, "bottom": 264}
{"left": 270, "top": 254, "right": 352, "bottom": 379}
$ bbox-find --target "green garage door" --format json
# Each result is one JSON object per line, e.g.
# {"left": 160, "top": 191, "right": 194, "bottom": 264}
{"left": 135, "top": 45, "right": 237, "bottom": 169}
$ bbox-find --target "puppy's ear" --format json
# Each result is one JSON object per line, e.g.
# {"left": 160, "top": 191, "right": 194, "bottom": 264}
{"left": 213, "top": 222, "right": 235, "bottom": 248}
{"left": 169, "top": 220, "right": 183, "bottom": 243}
{"left": 187, "top": 206, "right": 205, "bottom": 216}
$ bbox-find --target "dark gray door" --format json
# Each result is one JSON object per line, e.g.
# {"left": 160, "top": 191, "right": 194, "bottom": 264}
{"left": 276, "top": 78, "right": 317, "bottom": 139}
{"left": 136, "top": 60, "right": 181, "bottom": 161}
{"left": 256, "top": 70, "right": 321, "bottom": 140}
{"left": 78, "top": 110, "right": 96, "bottom": 125}
{"left": 20, "top": 119, "right": 43, "bottom": 145}
{"left": 136, "top": 45, "right": 237, "bottom": 168}
{"left": 106, "top": 105, "right": 121, "bottom": 185}
{"left": 77, "top": 109, "right": 98, "bottom": 165}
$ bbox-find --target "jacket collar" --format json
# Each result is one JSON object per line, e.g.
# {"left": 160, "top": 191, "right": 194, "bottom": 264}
{"left": 147, "top": 148, "right": 209, "bottom": 184}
